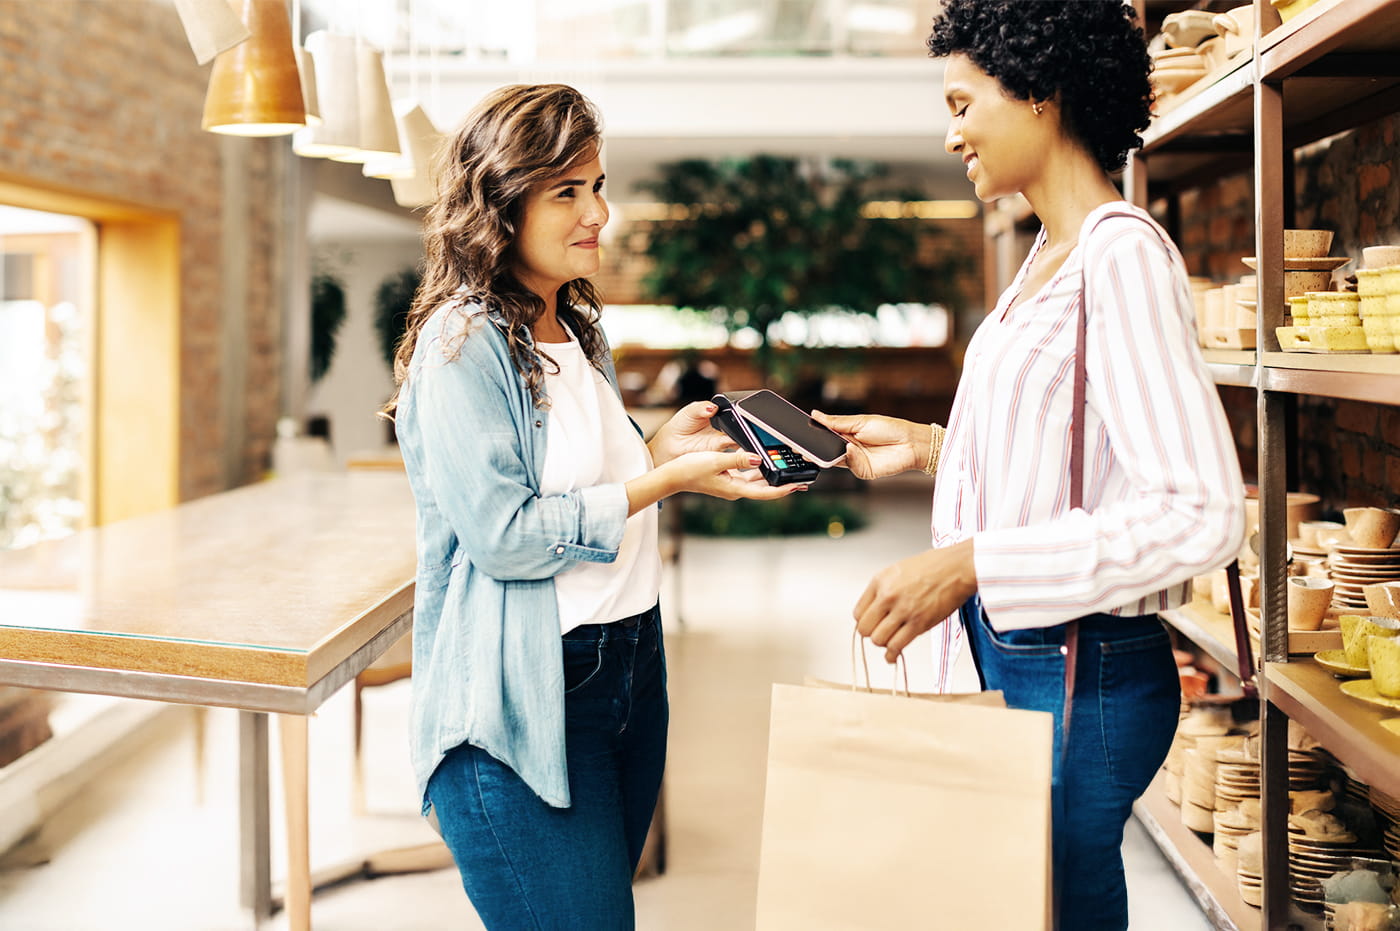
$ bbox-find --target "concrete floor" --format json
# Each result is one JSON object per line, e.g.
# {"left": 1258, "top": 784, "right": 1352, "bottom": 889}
{"left": 0, "top": 478, "right": 1210, "bottom": 930}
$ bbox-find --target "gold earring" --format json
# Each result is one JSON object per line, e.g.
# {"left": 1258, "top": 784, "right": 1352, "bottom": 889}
{"left": 1032, "top": 102, "right": 1044, "bottom": 116}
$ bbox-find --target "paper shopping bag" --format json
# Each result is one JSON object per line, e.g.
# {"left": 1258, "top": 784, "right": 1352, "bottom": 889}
{"left": 755, "top": 683, "right": 1053, "bottom": 930}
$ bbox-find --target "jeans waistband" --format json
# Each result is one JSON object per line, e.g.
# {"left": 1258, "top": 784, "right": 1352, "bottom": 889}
{"left": 562, "top": 604, "right": 657, "bottom": 641}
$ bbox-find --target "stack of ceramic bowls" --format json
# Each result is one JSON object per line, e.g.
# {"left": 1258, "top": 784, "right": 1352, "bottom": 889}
{"left": 1358, "top": 245, "right": 1400, "bottom": 354}
{"left": 1166, "top": 706, "right": 1235, "bottom": 806}
{"left": 1183, "top": 733, "right": 1247, "bottom": 832}
{"left": 1214, "top": 746, "right": 1262, "bottom": 874}
{"left": 1261, "top": 229, "right": 1361, "bottom": 352}
{"left": 1237, "top": 831, "right": 1264, "bottom": 908}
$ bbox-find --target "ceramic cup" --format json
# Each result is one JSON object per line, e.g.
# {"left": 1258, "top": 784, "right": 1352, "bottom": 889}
{"left": 1363, "top": 581, "right": 1400, "bottom": 619}
{"left": 1288, "top": 576, "right": 1334, "bottom": 631}
{"left": 1342, "top": 506, "right": 1400, "bottom": 549}
{"left": 1282, "top": 270, "right": 1334, "bottom": 299}
{"left": 1369, "top": 634, "right": 1400, "bottom": 698}
{"left": 1298, "top": 519, "right": 1345, "bottom": 548}
{"left": 1340, "top": 614, "right": 1400, "bottom": 668}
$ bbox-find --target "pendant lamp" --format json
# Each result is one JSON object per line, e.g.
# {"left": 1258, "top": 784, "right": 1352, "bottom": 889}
{"left": 330, "top": 45, "right": 401, "bottom": 163}
{"left": 290, "top": 0, "right": 321, "bottom": 126}
{"left": 174, "top": 0, "right": 251, "bottom": 65}
{"left": 293, "top": 31, "right": 360, "bottom": 158}
{"left": 363, "top": 101, "right": 427, "bottom": 179}
{"left": 382, "top": 106, "right": 444, "bottom": 208}
{"left": 295, "top": 47, "right": 323, "bottom": 126}
{"left": 201, "top": 0, "right": 305, "bottom": 136}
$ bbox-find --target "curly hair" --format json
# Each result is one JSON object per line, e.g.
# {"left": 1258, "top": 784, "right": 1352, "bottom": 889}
{"left": 926, "top": 0, "right": 1153, "bottom": 173}
{"left": 383, "top": 84, "right": 608, "bottom": 416}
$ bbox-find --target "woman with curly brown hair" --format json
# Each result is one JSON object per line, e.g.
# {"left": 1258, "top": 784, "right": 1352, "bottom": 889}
{"left": 815, "top": 2, "right": 1246, "bottom": 927}
{"left": 386, "top": 83, "right": 800, "bottom": 928}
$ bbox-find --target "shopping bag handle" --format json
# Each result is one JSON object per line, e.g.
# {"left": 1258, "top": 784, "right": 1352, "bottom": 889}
{"left": 851, "top": 627, "right": 911, "bottom": 696}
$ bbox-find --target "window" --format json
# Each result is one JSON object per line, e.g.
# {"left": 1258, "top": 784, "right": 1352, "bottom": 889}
{"left": 0, "top": 206, "right": 95, "bottom": 549}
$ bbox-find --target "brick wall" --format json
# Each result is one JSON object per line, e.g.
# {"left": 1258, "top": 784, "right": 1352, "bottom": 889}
{"left": 0, "top": 0, "right": 287, "bottom": 499}
{"left": 1168, "top": 111, "right": 1400, "bottom": 512}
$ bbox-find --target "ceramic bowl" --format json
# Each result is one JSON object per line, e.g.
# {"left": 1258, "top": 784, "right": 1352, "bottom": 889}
{"left": 1364, "top": 581, "right": 1400, "bottom": 619}
{"left": 1362, "top": 245, "right": 1400, "bottom": 269}
{"left": 1342, "top": 506, "right": 1400, "bottom": 549}
{"left": 1212, "top": 6, "right": 1256, "bottom": 58}
{"left": 1283, "top": 269, "right": 1334, "bottom": 298}
{"left": 1152, "top": 66, "right": 1208, "bottom": 95}
{"left": 1368, "top": 634, "right": 1400, "bottom": 698}
{"left": 1357, "top": 268, "right": 1386, "bottom": 298}
{"left": 1288, "top": 576, "right": 1334, "bottom": 632}
{"left": 1272, "top": 0, "right": 1322, "bottom": 23}
{"left": 1297, "top": 519, "right": 1344, "bottom": 547}
{"left": 1340, "top": 614, "right": 1400, "bottom": 668}
{"left": 1162, "top": 9, "right": 1218, "bottom": 48}
{"left": 1362, "top": 318, "right": 1396, "bottom": 352}
{"left": 1284, "top": 229, "right": 1334, "bottom": 259}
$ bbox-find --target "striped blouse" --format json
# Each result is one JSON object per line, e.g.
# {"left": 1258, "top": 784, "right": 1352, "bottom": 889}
{"left": 931, "top": 201, "right": 1246, "bottom": 685}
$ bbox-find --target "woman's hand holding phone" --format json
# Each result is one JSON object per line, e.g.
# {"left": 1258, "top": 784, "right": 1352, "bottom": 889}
{"left": 810, "top": 411, "right": 930, "bottom": 480}
{"left": 646, "top": 401, "right": 734, "bottom": 466}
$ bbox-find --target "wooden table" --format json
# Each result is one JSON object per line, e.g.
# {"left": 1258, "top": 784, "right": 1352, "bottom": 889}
{"left": 0, "top": 472, "right": 417, "bottom": 929}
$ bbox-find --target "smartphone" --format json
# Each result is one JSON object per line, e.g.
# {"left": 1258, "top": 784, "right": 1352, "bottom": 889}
{"left": 731, "top": 389, "right": 849, "bottom": 469}
{"left": 710, "top": 394, "right": 821, "bottom": 486}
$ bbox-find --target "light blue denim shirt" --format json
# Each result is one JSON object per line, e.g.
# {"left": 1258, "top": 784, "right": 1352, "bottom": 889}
{"left": 396, "top": 302, "right": 631, "bottom": 812}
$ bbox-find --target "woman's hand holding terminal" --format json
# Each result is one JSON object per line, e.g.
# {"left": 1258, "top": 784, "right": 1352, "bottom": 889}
{"left": 854, "top": 539, "right": 978, "bottom": 663}
{"left": 811, "top": 411, "right": 931, "bottom": 480}
{"left": 625, "top": 450, "right": 803, "bottom": 516}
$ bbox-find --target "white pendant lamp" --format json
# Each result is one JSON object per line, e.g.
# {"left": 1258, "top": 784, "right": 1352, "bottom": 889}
{"left": 386, "top": 106, "right": 445, "bottom": 207}
{"left": 295, "top": 47, "right": 323, "bottom": 127}
{"left": 330, "top": 45, "right": 401, "bottom": 163}
{"left": 201, "top": 0, "right": 305, "bottom": 136}
{"left": 174, "top": 0, "right": 251, "bottom": 65}
{"left": 293, "top": 31, "right": 359, "bottom": 159}
{"left": 290, "top": 0, "right": 321, "bottom": 126}
{"left": 363, "top": 101, "right": 427, "bottom": 179}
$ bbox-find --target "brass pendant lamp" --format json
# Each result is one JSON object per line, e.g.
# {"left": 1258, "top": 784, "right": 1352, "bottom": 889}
{"left": 201, "top": 0, "right": 306, "bottom": 136}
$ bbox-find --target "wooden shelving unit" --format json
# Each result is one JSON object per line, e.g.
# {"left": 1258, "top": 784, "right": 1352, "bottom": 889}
{"left": 1121, "top": 1, "right": 1400, "bottom": 924}
{"left": 1265, "top": 660, "right": 1400, "bottom": 798}
{"left": 1134, "top": 774, "right": 1262, "bottom": 931}
{"left": 1201, "top": 349, "right": 1260, "bottom": 388}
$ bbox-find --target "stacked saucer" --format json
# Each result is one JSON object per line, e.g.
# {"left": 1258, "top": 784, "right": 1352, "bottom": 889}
{"left": 1214, "top": 748, "right": 1262, "bottom": 873}
{"left": 1370, "top": 787, "right": 1400, "bottom": 863}
{"left": 1328, "top": 544, "right": 1400, "bottom": 611}
{"left": 1237, "top": 831, "right": 1264, "bottom": 908}
{"left": 1287, "top": 816, "right": 1386, "bottom": 913}
{"left": 1289, "top": 748, "right": 1334, "bottom": 789}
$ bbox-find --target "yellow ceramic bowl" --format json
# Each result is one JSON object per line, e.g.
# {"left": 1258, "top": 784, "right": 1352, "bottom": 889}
{"left": 1371, "top": 635, "right": 1400, "bottom": 698}
{"left": 1341, "top": 614, "right": 1400, "bottom": 669}
{"left": 1272, "top": 0, "right": 1321, "bottom": 22}
{"left": 1387, "top": 292, "right": 1400, "bottom": 316}
{"left": 1361, "top": 294, "right": 1388, "bottom": 317}
{"left": 1381, "top": 265, "right": 1400, "bottom": 295}
{"left": 1315, "top": 314, "right": 1362, "bottom": 327}
{"left": 1357, "top": 268, "right": 1386, "bottom": 298}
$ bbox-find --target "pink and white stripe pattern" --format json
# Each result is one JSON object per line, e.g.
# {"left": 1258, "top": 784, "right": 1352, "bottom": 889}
{"left": 931, "top": 202, "right": 1245, "bottom": 686}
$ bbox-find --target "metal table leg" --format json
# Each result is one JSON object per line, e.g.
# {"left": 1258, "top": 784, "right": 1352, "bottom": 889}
{"left": 239, "top": 710, "right": 272, "bottom": 924}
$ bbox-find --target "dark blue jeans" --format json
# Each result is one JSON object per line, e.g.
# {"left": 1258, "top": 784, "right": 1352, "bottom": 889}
{"left": 960, "top": 596, "right": 1179, "bottom": 931}
{"left": 426, "top": 605, "right": 668, "bottom": 930}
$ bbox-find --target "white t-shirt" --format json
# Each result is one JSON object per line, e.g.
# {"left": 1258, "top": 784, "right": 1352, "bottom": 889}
{"left": 538, "top": 337, "right": 661, "bottom": 634}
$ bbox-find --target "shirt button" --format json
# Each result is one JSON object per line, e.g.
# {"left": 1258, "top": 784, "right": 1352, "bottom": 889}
{"left": 555, "top": 546, "right": 565, "bottom": 554}
{"left": 535, "top": 420, "right": 543, "bottom": 428}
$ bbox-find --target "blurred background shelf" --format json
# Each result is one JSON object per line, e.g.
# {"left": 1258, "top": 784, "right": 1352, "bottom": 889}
{"left": 1134, "top": 773, "right": 1261, "bottom": 931}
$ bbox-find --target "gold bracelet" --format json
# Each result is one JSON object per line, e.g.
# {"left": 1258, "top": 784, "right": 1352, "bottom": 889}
{"left": 923, "top": 423, "right": 946, "bottom": 477}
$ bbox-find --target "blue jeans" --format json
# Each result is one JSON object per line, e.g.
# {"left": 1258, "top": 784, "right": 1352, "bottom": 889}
{"left": 426, "top": 605, "right": 668, "bottom": 930}
{"left": 960, "top": 596, "right": 1179, "bottom": 931}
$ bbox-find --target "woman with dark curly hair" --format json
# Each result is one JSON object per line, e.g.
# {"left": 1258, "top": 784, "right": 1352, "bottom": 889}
{"left": 385, "top": 83, "right": 801, "bottom": 928}
{"left": 815, "top": 2, "right": 1245, "bottom": 926}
